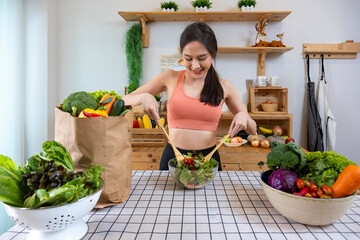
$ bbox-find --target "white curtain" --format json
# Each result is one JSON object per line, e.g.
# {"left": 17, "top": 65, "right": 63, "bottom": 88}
{"left": 0, "top": 0, "right": 25, "bottom": 165}
{"left": 0, "top": 0, "right": 25, "bottom": 234}
{"left": 0, "top": 0, "right": 51, "bottom": 163}
{"left": 0, "top": 0, "right": 52, "bottom": 234}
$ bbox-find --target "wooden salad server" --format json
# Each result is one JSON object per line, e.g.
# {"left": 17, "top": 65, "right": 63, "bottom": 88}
{"left": 159, "top": 123, "right": 184, "bottom": 163}
{"left": 203, "top": 134, "right": 230, "bottom": 163}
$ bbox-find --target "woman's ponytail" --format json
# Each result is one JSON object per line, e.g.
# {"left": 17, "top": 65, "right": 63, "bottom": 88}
{"left": 200, "top": 65, "right": 223, "bottom": 106}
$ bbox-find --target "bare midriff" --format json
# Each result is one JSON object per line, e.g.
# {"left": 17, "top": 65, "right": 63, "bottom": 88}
{"left": 169, "top": 128, "right": 217, "bottom": 150}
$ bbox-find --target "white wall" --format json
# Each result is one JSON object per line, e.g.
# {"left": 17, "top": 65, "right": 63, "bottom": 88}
{"left": 52, "top": 0, "right": 360, "bottom": 162}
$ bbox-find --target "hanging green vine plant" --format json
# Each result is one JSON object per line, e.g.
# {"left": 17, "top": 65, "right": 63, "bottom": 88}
{"left": 126, "top": 23, "right": 143, "bottom": 93}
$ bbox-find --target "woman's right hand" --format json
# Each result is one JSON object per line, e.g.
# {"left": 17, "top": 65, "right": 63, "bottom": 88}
{"left": 141, "top": 93, "right": 161, "bottom": 127}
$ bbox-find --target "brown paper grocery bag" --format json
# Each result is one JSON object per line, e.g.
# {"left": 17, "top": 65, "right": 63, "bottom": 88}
{"left": 54, "top": 107, "right": 133, "bottom": 208}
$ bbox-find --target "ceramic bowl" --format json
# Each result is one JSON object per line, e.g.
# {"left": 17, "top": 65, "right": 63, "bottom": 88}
{"left": 224, "top": 139, "right": 248, "bottom": 147}
{"left": 261, "top": 103, "right": 278, "bottom": 112}
{"left": 3, "top": 181, "right": 103, "bottom": 240}
{"left": 261, "top": 170, "right": 355, "bottom": 226}
{"left": 168, "top": 159, "right": 218, "bottom": 189}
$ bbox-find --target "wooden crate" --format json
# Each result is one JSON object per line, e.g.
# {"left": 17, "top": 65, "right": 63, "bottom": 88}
{"left": 250, "top": 112, "right": 293, "bottom": 138}
{"left": 218, "top": 112, "right": 293, "bottom": 138}
{"left": 131, "top": 128, "right": 166, "bottom": 147}
{"left": 132, "top": 147, "right": 162, "bottom": 170}
{"left": 219, "top": 144, "right": 270, "bottom": 171}
{"left": 249, "top": 87, "right": 288, "bottom": 113}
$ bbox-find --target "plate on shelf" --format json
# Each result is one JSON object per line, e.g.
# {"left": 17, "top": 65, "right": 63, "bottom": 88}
{"left": 223, "top": 139, "right": 248, "bottom": 147}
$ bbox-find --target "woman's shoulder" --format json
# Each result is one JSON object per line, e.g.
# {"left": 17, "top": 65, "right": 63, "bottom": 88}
{"left": 219, "top": 77, "right": 237, "bottom": 98}
{"left": 156, "top": 70, "right": 182, "bottom": 84}
{"left": 160, "top": 69, "right": 182, "bottom": 77}
{"left": 219, "top": 77, "right": 234, "bottom": 89}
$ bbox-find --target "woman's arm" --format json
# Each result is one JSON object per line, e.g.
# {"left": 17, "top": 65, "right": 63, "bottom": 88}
{"left": 122, "top": 70, "right": 172, "bottom": 125}
{"left": 222, "top": 79, "right": 257, "bottom": 136}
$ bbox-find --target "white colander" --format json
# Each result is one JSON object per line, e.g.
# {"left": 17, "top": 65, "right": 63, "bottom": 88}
{"left": 3, "top": 183, "right": 103, "bottom": 240}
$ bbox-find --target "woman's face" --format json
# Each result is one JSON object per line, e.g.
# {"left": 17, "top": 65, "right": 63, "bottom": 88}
{"left": 182, "top": 41, "right": 212, "bottom": 80}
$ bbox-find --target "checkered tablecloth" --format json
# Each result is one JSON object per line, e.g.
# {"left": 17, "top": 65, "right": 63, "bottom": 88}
{"left": 2, "top": 171, "right": 360, "bottom": 240}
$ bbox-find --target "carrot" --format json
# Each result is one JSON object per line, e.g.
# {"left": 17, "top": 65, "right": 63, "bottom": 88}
{"left": 331, "top": 165, "right": 360, "bottom": 198}
{"left": 99, "top": 94, "right": 116, "bottom": 114}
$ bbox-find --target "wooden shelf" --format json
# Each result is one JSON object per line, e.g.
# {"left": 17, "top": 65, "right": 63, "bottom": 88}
{"left": 218, "top": 47, "right": 293, "bottom": 53}
{"left": 217, "top": 48, "right": 294, "bottom": 76}
{"left": 179, "top": 46, "right": 293, "bottom": 54}
{"left": 303, "top": 42, "right": 360, "bottom": 59}
{"left": 118, "top": 11, "right": 291, "bottom": 48}
{"left": 118, "top": 11, "right": 291, "bottom": 22}
{"left": 218, "top": 111, "right": 293, "bottom": 138}
{"left": 221, "top": 111, "right": 292, "bottom": 120}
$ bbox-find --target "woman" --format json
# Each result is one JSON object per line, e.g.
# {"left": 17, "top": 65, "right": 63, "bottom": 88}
{"left": 123, "top": 22, "right": 256, "bottom": 170}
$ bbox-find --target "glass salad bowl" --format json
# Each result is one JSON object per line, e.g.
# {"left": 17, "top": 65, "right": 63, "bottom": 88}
{"left": 168, "top": 157, "right": 219, "bottom": 189}
{"left": 3, "top": 180, "right": 103, "bottom": 240}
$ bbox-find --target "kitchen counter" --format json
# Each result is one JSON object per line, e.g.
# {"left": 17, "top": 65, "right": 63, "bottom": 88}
{"left": 2, "top": 171, "right": 360, "bottom": 240}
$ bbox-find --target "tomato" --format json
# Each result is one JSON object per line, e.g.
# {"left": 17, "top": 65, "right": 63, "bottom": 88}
{"left": 299, "top": 187, "right": 309, "bottom": 196}
{"left": 293, "top": 192, "right": 302, "bottom": 196}
{"left": 303, "top": 180, "right": 311, "bottom": 188}
{"left": 251, "top": 139, "right": 260, "bottom": 147}
{"left": 305, "top": 193, "right": 312, "bottom": 198}
{"left": 321, "top": 185, "right": 332, "bottom": 196}
{"left": 184, "top": 157, "right": 194, "bottom": 165}
{"left": 316, "top": 189, "right": 323, "bottom": 197}
{"left": 310, "top": 192, "right": 318, "bottom": 198}
{"left": 296, "top": 179, "right": 305, "bottom": 190}
{"left": 320, "top": 194, "right": 331, "bottom": 199}
{"left": 309, "top": 184, "right": 318, "bottom": 192}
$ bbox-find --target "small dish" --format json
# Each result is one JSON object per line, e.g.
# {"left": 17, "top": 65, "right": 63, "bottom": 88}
{"left": 223, "top": 139, "right": 248, "bottom": 147}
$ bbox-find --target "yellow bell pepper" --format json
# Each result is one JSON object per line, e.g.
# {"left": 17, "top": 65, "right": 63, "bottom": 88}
{"left": 78, "top": 108, "right": 108, "bottom": 118}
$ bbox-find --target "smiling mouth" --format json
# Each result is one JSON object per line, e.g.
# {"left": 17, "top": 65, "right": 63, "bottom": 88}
{"left": 192, "top": 69, "right": 203, "bottom": 74}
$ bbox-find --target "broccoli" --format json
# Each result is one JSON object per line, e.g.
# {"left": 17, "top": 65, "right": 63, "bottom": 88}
{"left": 265, "top": 142, "right": 306, "bottom": 173}
{"left": 61, "top": 91, "right": 97, "bottom": 116}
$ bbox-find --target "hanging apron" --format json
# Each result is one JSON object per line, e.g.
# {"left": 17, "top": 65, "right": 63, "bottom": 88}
{"left": 317, "top": 55, "right": 336, "bottom": 151}
{"left": 306, "top": 55, "right": 324, "bottom": 152}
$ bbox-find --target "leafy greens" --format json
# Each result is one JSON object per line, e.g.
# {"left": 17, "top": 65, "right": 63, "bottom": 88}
{"left": 170, "top": 152, "right": 218, "bottom": 188}
{"left": 299, "top": 151, "right": 356, "bottom": 187}
{"left": 0, "top": 141, "right": 104, "bottom": 208}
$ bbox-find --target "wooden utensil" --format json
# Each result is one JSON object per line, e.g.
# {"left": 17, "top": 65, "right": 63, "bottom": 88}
{"left": 159, "top": 124, "right": 184, "bottom": 163}
{"left": 203, "top": 134, "right": 230, "bottom": 163}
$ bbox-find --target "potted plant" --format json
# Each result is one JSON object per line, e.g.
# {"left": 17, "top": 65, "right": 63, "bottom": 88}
{"left": 126, "top": 23, "right": 143, "bottom": 94}
{"left": 191, "top": 0, "right": 212, "bottom": 12}
{"left": 160, "top": 1, "right": 179, "bottom": 12}
{"left": 238, "top": 0, "right": 256, "bottom": 11}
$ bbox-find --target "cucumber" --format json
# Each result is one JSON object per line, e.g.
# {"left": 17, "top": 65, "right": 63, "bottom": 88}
{"left": 119, "top": 109, "right": 130, "bottom": 117}
{"left": 109, "top": 98, "right": 124, "bottom": 116}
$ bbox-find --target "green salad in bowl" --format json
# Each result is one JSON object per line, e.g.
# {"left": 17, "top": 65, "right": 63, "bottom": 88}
{"left": 168, "top": 152, "right": 218, "bottom": 189}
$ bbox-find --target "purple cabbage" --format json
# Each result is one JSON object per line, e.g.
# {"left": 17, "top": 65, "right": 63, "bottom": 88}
{"left": 268, "top": 169, "right": 298, "bottom": 193}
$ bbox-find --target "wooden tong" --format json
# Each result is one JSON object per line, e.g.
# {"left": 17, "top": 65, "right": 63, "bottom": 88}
{"left": 159, "top": 124, "right": 184, "bottom": 163}
{"left": 203, "top": 134, "right": 230, "bottom": 163}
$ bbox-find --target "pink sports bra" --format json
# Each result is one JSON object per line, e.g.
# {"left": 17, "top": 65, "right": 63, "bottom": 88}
{"left": 167, "top": 70, "right": 223, "bottom": 131}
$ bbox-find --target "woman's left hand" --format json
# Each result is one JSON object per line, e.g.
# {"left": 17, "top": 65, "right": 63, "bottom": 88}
{"left": 228, "top": 112, "right": 248, "bottom": 137}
